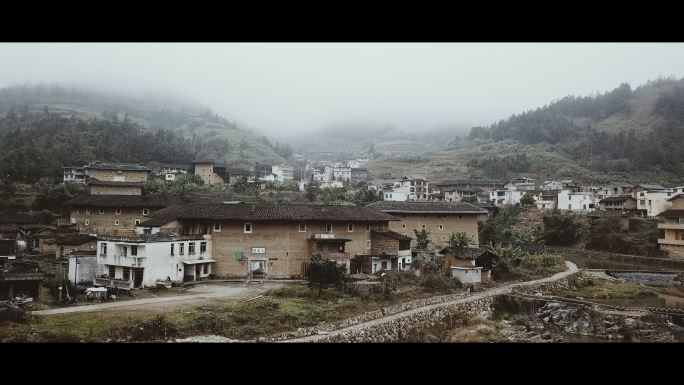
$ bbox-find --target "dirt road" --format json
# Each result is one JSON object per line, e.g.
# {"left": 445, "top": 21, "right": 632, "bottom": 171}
{"left": 31, "top": 281, "right": 289, "bottom": 316}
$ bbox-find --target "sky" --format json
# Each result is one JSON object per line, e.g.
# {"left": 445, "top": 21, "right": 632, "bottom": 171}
{"left": 2, "top": 42, "right": 683, "bottom": 139}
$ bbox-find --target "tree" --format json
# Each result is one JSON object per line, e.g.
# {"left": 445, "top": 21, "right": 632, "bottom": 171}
{"left": 413, "top": 229, "right": 431, "bottom": 250}
{"left": 307, "top": 254, "right": 347, "bottom": 296}
{"left": 447, "top": 231, "right": 475, "bottom": 248}
{"left": 305, "top": 181, "right": 320, "bottom": 202}
{"left": 520, "top": 192, "right": 535, "bottom": 207}
{"left": 542, "top": 209, "right": 583, "bottom": 246}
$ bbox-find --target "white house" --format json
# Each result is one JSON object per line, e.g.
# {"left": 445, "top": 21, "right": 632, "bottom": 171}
{"left": 94, "top": 234, "right": 214, "bottom": 289}
{"left": 557, "top": 189, "right": 596, "bottom": 213}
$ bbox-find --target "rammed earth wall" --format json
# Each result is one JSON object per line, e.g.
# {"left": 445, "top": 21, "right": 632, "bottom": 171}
{"left": 266, "top": 261, "right": 580, "bottom": 343}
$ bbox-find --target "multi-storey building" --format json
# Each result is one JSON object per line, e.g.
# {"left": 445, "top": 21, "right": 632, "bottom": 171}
{"left": 367, "top": 201, "right": 488, "bottom": 249}
{"left": 91, "top": 203, "right": 402, "bottom": 288}
{"left": 657, "top": 194, "right": 684, "bottom": 258}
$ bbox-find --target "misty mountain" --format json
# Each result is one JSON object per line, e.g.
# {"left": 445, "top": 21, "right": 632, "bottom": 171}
{"left": 363, "top": 76, "right": 684, "bottom": 186}
{"left": 0, "top": 84, "right": 290, "bottom": 183}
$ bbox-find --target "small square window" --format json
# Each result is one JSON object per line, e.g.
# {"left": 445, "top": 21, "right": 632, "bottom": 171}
{"left": 325, "top": 223, "right": 332, "bottom": 232}
{"left": 86, "top": 209, "right": 90, "bottom": 214}
{"left": 438, "top": 225, "right": 443, "bottom": 230}
{"left": 214, "top": 222, "right": 221, "bottom": 232}
{"left": 402, "top": 224, "right": 406, "bottom": 229}
{"left": 367, "top": 224, "right": 370, "bottom": 231}
{"left": 299, "top": 223, "right": 306, "bottom": 232}
{"left": 348, "top": 223, "right": 354, "bottom": 232}
{"left": 99, "top": 209, "right": 105, "bottom": 215}
{"left": 366, "top": 240, "right": 371, "bottom": 249}
{"left": 143, "top": 209, "right": 149, "bottom": 216}
{"left": 422, "top": 224, "right": 426, "bottom": 229}
{"left": 244, "top": 223, "right": 252, "bottom": 233}
{"left": 134, "top": 219, "right": 140, "bottom": 225}
{"left": 70, "top": 218, "right": 76, "bottom": 224}
{"left": 115, "top": 220, "right": 120, "bottom": 226}
{"left": 116, "top": 208, "right": 121, "bottom": 215}
{"left": 85, "top": 220, "right": 89, "bottom": 225}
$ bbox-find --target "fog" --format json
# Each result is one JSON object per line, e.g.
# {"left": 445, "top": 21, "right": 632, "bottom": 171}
{"left": 2, "top": 43, "right": 683, "bottom": 139}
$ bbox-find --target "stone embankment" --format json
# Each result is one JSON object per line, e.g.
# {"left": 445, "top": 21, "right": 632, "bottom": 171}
{"left": 263, "top": 261, "right": 580, "bottom": 343}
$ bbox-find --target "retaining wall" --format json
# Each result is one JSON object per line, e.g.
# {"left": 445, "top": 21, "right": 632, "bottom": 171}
{"left": 269, "top": 261, "right": 580, "bottom": 343}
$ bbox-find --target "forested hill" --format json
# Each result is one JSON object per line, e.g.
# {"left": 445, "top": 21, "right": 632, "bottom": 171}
{"left": 0, "top": 84, "right": 291, "bottom": 183}
{"left": 463, "top": 75, "right": 684, "bottom": 177}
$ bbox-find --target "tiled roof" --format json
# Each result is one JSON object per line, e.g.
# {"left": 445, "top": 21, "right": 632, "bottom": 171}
{"left": 367, "top": 201, "right": 488, "bottom": 214}
{"left": 0, "top": 212, "right": 39, "bottom": 224}
{"left": 657, "top": 209, "right": 684, "bottom": 218}
{"left": 87, "top": 178, "right": 145, "bottom": 187}
{"left": 54, "top": 234, "right": 97, "bottom": 245}
{"left": 372, "top": 229, "right": 412, "bottom": 241}
{"left": 87, "top": 161, "right": 151, "bottom": 171}
{"left": 63, "top": 195, "right": 205, "bottom": 208}
{"left": 139, "top": 203, "right": 399, "bottom": 224}
{"left": 599, "top": 196, "right": 635, "bottom": 203}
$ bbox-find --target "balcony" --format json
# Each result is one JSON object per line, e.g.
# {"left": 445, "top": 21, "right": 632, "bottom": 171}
{"left": 93, "top": 277, "right": 134, "bottom": 290}
{"left": 658, "top": 223, "right": 684, "bottom": 230}
{"left": 100, "top": 254, "right": 146, "bottom": 267}
{"left": 658, "top": 239, "right": 684, "bottom": 246}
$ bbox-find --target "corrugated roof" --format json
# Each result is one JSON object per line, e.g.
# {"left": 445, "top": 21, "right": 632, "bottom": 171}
{"left": 367, "top": 201, "right": 488, "bottom": 214}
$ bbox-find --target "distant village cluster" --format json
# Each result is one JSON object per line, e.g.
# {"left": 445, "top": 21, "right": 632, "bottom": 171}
{"left": 3, "top": 154, "right": 684, "bottom": 302}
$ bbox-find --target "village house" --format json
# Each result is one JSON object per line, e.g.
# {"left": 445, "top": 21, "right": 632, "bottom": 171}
{"left": 598, "top": 196, "right": 637, "bottom": 212}
{"left": 364, "top": 228, "right": 412, "bottom": 274}
{"left": 595, "top": 182, "right": 634, "bottom": 199}
{"left": 439, "top": 246, "right": 495, "bottom": 284}
{"left": 59, "top": 195, "right": 193, "bottom": 235}
{"left": 367, "top": 201, "right": 488, "bottom": 250}
{"left": 400, "top": 175, "right": 430, "bottom": 201}
{"left": 504, "top": 177, "right": 536, "bottom": 191}
{"left": 633, "top": 184, "right": 673, "bottom": 217}
{"left": 0, "top": 259, "right": 43, "bottom": 300}
{"left": 657, "top": 194, "right": 684, "bottom": 258}
{"left": 190, "top": 159, "right": 230, "bottom": 186}
{"left": 536, "top": 190, "right": 558, "bottom": 210}
{"left": 557, "top": 189, "right": 597, "bottom": 214}
{"left": 87, "top": 179, "right": 144, "bottom": 196}
{"left": 91, "top": 202, "right": 401, "bottom": 288}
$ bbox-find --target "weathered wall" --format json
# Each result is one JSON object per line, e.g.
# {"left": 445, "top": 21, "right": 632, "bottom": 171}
{"left": 388, "top": 213, "right": 480, "bottom": 249}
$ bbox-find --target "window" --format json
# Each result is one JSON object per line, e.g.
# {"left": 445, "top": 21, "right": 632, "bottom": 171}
{"left": 200, "top": 242, "right": 206, "bottom": 253}
{"left": 422, "top": 224, "right": 426, "bottom": 229}
{"left": 381, "top": 261, "right": 388, "bottom": 270}
{"left": 348, "top": 223, "right": 354, "bottom": 232}
{"left": 299, "top": 223, "right": 306, "bottom": 232}
{"left": 322, "top": 244, "right": 333, "bottom": 252}
{"left": 171, "top": 243, "right": 174, "bottom": 255}
{"left": 438, "top": 225, "right": 443, "bottom": 230}
{"left": 134, "top": 219, "right": 140, "bottom": 225}
{"left": 179, "top": 243, "right": 184, "bottom": 255}
{"left": 86, "top": 209, "right": 90, "bottom": 214}
{"left": 640, "top": 192, "right": 645, "bottom": 197}
{"left": 458, "top": 215, "right": 463, "bottom": 219}
{"left": 325, "top": 223, "right": 332, "bottom": 232}
{"left": 131, "top": 246, "right": 137, "bottom": 256}
{"left": 101, "top": 243, "right": 107, "bottom": 255}
{"left": 123, "top": 267, "right": 130, "bottom": 281}
{"left": 402, "top": 224, "right": 406, "bottom": 229}
{"left": 367, "top": 224, "right": 370, "bottom": 231}
{"left": 203, "top": 264, "right": 208, "bottom": 274}
{"left": 123, "top": 246, "right": 127, "bottom": 256}
{"left": 70, "top": 217, "right": 76, "bottom": 224}
{"left": 640, "top": 200, "right": 646, "bottom": 206}
{"left": 116, "top": 208, "right": 121, "bottom": 215}
{"left": 214, "top": 222, "right": 221, "bottom": 232}
{"left": 115, "top": 220, "right": 120, "bottom": 226}
{"left": 189, "top": 242, "right": 196, "bottom": 254}
{"left": 679, "top": 217, "right": 684, "bottom": 225}
{"left": 366, "top": 240, "right": 371, "bottom": 249}
{"left": 143, "top": 209, "right": 149, "bottom": 216}
{"left": 109, "top": 265, "right": 115, "bottom": 277}
{"left": 85, "top": 220, "right": 89, "bottom": 225}
{"left": 244, "top": 223, "right": 252, "bottom": 233}
{"left": 99, "top": 209, "right": 104, "bottom": 215}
